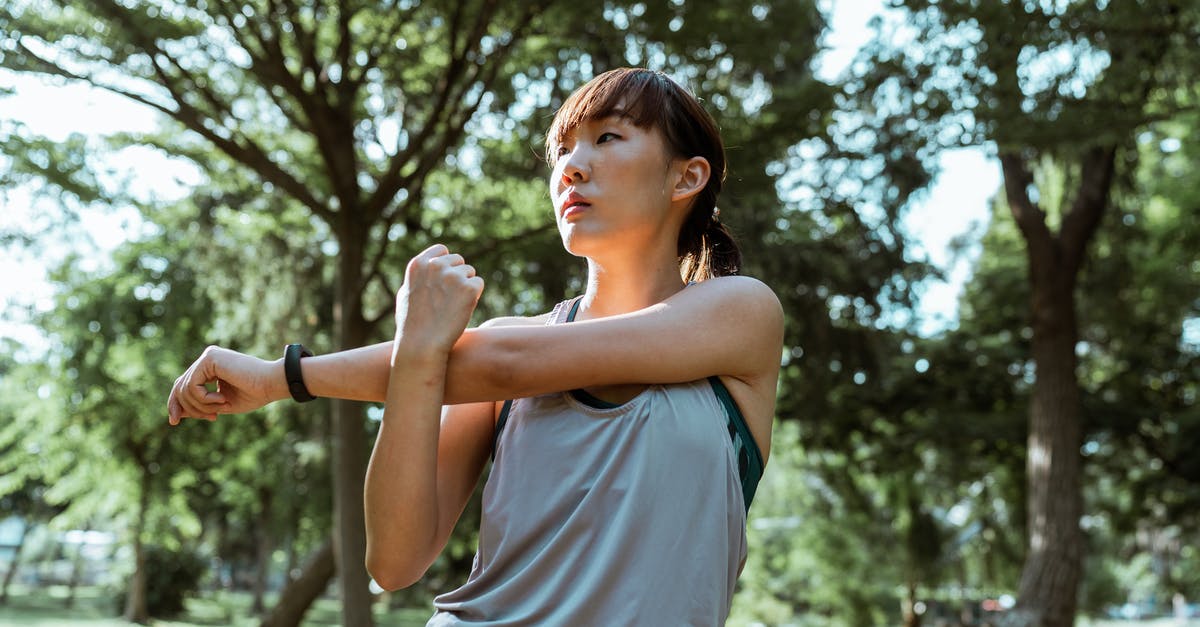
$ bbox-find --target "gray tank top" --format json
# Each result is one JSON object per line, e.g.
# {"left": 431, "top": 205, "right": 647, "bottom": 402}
{"left": 428, "top": 297, "right": 763, "bottom": 626}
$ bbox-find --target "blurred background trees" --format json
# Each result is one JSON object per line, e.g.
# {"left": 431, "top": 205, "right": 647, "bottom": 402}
{"left": 1, "top": 1, "right": 1197, "bottom": 626}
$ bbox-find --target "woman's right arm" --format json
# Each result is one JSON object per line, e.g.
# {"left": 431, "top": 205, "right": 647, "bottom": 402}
{"left": 364, "top": 348, "right": 494, "bottom": 590}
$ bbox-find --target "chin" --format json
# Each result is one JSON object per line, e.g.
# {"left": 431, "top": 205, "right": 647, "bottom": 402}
{"left": 557, "top": 224, "right": 602, "bottom": 258}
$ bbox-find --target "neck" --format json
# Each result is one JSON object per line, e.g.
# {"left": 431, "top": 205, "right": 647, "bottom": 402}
{"left": 578, "top": 249, "right": 685, "bottom": 320}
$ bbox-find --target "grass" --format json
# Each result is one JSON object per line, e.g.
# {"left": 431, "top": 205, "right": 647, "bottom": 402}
{"left": 5, "top": 585, "right": 1200, "bottom": 626}
{"left": 0, "top": 584, "right": 432, "bottom": 626}
{"left": 1080, "top": 621, "right": 1200, "bottom": 627}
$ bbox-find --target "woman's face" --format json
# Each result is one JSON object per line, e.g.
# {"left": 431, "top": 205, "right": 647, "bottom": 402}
{"left": 549, "top": 112, "right": 680, "bottom": 258}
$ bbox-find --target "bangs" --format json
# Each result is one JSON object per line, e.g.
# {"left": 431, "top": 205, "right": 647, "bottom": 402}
{"left": 545, "top": 68, "right": 673, "bottom": 163}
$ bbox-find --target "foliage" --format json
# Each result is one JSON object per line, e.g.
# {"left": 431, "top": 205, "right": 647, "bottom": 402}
{"left": 113, "top": 544, "right": 207, "bottom": 619}
{"left": 2, "top": 0, "right": 1197, "bottom": 624}
{"left": 1, "top": 0, "right": 917, "bottom": 621}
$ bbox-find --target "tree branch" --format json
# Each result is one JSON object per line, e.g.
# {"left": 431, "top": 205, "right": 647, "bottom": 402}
{"left": 365, "top": 0, "right": 515, "bottom": 219}
{"left": 210, "top": 0, "right": 310, "bottom": 132}
{"left": 461, "top": 223, "right": 557, "bottom": 262}
{"left": 379, "top": 0, "right": 544, "bottom": 221}
{"left": 70, "top": 1, "right": 331, "bottom": 221}
{"left": 360, "top": 180, "right": 428, "bottom": 298}
{"left": 999, "top": 151, "right": 1055, "bottom": 267}
{"left": 1058, "top": 145, "right": 1116, "bottom": 277}
{"left": 335, "top": 0, "right": 356, "bottom": 108}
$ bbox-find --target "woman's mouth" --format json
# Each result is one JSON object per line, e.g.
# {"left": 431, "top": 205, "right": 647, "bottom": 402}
{"left": 562, "top": 201, "right": 590, "bottom": 220}
{"left": 559, "top": 191, "right": 592, "bottom": 220}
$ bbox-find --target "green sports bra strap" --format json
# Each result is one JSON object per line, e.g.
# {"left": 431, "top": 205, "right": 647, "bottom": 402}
{"left": 491, "top": 399, "right": 514, "bottom": 459}
{"left": 565, "top": 296, "right": 582, "bottom": 322}
{"left": 708, "top": 376, "right": 765, "bottom": 512}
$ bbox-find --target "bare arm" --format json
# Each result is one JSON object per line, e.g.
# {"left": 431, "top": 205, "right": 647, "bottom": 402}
{"left": 168, "top": 277, "right": 780, "bottom": 420}
{"left": 443, "top": 277, "right": 781, "bottom": 403}
{"left": 303, "top": 276, "right": 780, "bottom": 403}
{"left": 363, "top": 354, "right": 494, "bottom": 590}
{"left": 362, "top": 245, "right": 491, "bottom": 589}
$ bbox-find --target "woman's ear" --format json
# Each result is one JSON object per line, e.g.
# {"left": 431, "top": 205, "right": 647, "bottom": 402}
{"left": 671, "top": 156, "right": 711, "bottom": 203}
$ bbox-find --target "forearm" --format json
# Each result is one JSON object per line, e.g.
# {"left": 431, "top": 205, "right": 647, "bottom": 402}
{"left": 297, "top": 336, "right": 505, "bottom": 405}
{"left": 363, "top": 346, "right": 447, "bottom": 588}
{"left": 296, "top": 333, "right": 510, "bottom": 405}
{"left": 295, "top": 323, "right": 695, "bottom": 406}
{"left": 300, "top": 342, "right": 394, "bottom": 403}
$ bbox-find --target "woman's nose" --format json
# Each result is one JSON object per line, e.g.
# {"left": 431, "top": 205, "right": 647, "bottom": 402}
{"left": 559, "top": 148, "right": 589, "bottom": 184}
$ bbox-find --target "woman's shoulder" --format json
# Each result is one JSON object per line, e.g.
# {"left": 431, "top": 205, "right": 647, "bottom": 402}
{"left": 692, "top": 274, "right": 778, "bottom": 298}
{"left": 676, "top": 275, "right": 783, "bottom": 323}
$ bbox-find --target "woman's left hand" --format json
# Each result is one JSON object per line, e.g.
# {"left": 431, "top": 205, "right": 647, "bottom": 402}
{"left": 167, "top": 346, "right": 286, "bottom": 424}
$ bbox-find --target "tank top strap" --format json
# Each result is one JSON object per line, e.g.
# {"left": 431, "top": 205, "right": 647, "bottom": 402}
{"left": 492, "top": 296, "right": 585, "bottom": 457}
{"left": 548, "top": 295, "right": 584, "bottom": 325}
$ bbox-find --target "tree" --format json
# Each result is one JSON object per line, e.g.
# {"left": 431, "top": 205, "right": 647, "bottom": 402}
{"left": 844, "top": 2, "right": 1200, "bottom": 623}
{"left": 1075, "top": 108, "right": 1200, "bottom": 612}
{"left": 11, "top": 233, "right": 219, "bottom": 622}
{"left": 0, "top": 341, "right": 66, "bottom": 606}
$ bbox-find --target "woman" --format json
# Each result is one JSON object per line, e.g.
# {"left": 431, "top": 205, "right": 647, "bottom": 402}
{"left": 168, "top": 68, "right": 783, "bottom": 625}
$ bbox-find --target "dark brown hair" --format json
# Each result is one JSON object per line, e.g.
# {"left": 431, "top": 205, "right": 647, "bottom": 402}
{"left": 546, "top": 68, "right": 741, "bottom": 282}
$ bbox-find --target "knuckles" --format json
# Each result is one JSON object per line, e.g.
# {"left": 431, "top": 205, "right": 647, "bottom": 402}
{"left": 399, "top": 246, "right": 483, "bottom": 303}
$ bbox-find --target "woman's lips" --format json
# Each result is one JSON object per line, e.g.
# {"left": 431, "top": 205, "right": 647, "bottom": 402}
{"left": 561, "top": 202, "right": 590, "bottom": 220}
{"left": 559, "top": 190, "right": 591, "bottom": 220}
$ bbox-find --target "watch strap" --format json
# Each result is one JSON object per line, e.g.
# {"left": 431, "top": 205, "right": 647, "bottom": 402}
{"left": 284, "top": 343, "right": 316, "bottom": 403}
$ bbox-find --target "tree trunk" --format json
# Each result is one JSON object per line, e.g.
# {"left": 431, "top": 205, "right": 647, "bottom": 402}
{"left": 261, "top": 538, "right": 336, "bottom": 627}
{"left": 0, "top": 522, "right": 28, "bottom": 604}
{"left": 285, "top": 533, "right": 298, "bottom": 582}
{"left": 124, "top": 470, "right": 152, "bottom": 624}
{"left": 262, "top": 218, "right": 372, "bottom": 627}
{"left": 999, "top": 147, "right": 1115, "bottom": 627}
{"left": 332, "top": 221, "right": 373, "bottom": 626}
{"left": 252, "top": 487, "right": 274, "bottom": 616}
{"left": 1012, "top": 275, "right": 1083, "bottom": 626}
{"left": 65, "top": 522, "right": 91, "bottom": 609}
{"left": 901, "top": 577, "right": 921, "bottom": 627}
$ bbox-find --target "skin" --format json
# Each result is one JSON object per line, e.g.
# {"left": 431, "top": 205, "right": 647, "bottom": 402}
{"left": 166, "top": 112, "right": 784, "bottom": 591}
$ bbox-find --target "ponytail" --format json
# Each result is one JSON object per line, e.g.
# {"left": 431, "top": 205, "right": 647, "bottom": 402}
{"left": 678, "top": 208, "right": 742, "bottom": 283}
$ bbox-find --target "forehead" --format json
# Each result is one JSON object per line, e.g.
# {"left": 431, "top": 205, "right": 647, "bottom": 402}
{"left": 546, "top": 73, "right": 669, "bottom": 154}
{"left": 557, "top": 110, "right": 636, "bottom": 137}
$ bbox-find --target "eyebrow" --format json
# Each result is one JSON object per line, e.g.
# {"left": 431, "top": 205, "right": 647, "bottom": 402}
{"left": 550, "top": 109, "right": 638, "bottom": 157}
{"left": 557, "top": 110, "right": 634, "bottom": 141}
{"left": 599, "top": 109, "right": 635, "bottom": 123}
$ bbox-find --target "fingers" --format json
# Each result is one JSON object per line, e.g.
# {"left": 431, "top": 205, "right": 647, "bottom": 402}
{"left": 465, "top": 275, "right": 485, "bottom": 298}
{"left": 407, "top": 244, "right": 480, "bottom": 281}
{"left": 449, "top": 261, "right": 477, "bottom": 279}
{"left": 416, "top": 243, "right": 450, "bottom": 261}
{"left": 424, "top": 245, "right": 480, "bottom": 287}
{"left": 167, "top": 349, "right": 229, "bottom": 426}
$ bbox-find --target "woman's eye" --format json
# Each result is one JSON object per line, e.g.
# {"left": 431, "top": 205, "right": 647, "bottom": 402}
{"left": 597, "top": 132, "right": 619, "bottom": 144}
{"left": 555, "top": 144, "right": 570, "bottom": 157}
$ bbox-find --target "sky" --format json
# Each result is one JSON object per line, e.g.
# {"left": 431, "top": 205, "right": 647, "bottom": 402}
{"left": 0, "top": 0, "right": 1001, "bottom": 353}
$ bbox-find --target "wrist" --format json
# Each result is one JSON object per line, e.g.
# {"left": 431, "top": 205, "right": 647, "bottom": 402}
{"left": 390, "top": 337, "right": 452, "bottom": 369}
{"left": 267, "top": 357, "right": 291, "bottom": 403}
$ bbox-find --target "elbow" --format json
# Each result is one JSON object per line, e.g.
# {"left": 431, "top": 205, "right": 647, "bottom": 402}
{"left": 365, "top": 550, "right": 426, "bottom": 592}
{"left": 365, "top": 534, "right": 434, "bottom": 591}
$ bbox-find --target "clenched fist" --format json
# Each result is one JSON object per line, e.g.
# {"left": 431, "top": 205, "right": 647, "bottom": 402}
{"left": 393, "top": 244, "right": 485, "bottom": 360}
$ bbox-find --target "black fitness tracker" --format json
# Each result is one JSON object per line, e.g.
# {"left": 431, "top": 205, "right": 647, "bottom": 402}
{"left": 284, "top": 343, "right": 317, "bottom": 403}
